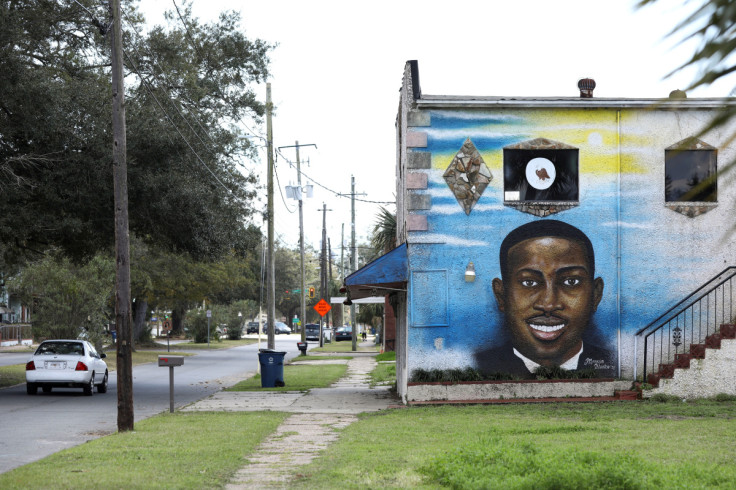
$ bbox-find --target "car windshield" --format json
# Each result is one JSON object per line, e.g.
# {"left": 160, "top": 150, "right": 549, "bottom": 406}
{"left": 36, "top": 342, "right": 84, "bottom": 356}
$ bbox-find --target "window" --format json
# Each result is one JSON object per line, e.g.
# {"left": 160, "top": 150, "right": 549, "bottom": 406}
{"left": 665, "top": 138, "right": 717, "bottom": 203}
{"left": 503, "top": 138, "right": 579, "bottom": 203}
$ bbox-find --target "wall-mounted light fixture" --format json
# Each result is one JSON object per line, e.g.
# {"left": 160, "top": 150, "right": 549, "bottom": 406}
{"left": 465, "top": 262, "right": 476, "bottom": 282}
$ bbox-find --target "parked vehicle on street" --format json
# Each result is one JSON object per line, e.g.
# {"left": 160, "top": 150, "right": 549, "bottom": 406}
{"left": 335, "top": 326, "right": 352, "bottom": 341}
{"left": 25, "top": 340, "right": 108, "bottom": 396}
{"left": 260, "top": 321, "right": 293, "bottom": 334}
{"left": 305, "top": 323, "right": 320, "bottom": 341}
{"left": 246, "top": 322, "right": 260, "bottom": 334}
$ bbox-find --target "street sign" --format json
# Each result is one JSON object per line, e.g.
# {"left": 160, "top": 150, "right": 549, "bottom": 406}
{"left": 206, "top": 309, "right": 212, "bottom": 318}
{"left": 313, "top": 298, "right": 331, "bottom": 317}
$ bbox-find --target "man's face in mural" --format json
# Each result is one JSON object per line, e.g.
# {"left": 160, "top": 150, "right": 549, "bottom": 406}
{"left": 492, "top": 236, "right": 604, "bottom": 367}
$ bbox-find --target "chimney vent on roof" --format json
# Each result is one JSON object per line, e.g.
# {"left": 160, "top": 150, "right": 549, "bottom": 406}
{"left": 578, "top": 78, "right": 596, "bottom": 98}
{"left": 669, "top": 89, "right": 687, "bottom": 99}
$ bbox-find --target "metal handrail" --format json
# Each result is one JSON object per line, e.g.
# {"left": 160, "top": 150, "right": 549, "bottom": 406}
{"left": 635, "top": 267, "right": 736, "bottom": 336}
{"left": 637, "top": 266, "right": 736, "bottom": 381}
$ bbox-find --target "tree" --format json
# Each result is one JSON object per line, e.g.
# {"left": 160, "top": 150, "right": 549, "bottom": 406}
{"left": 370, "top": 206, "right": 397, "bottom": 254}
{"left": 128, "top": 235, "right": 262, "bottom": 341}
{"left": 0, "top": 0, "right": 273, "bottom": 269}
{"left": 8, "top": 252, "right": 115, "bottom": 348}
{"left": 639, "top": 0, "right": 736, "bottom": 200}
{"left": 272, "top": 242, "right": 319, "bottom": 322}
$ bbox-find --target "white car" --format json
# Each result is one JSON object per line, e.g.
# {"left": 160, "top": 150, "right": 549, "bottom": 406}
{"left": 25, "top": 339, "right": 108, "bottom": 396}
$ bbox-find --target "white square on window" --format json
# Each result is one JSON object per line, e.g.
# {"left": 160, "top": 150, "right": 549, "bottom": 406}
{"left": 505, "top": 191, "right": 520, "bottom": 201}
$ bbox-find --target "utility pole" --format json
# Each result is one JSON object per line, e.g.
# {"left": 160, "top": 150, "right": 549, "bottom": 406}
{"left": 297, "top": 142, "right": 305, "bottom": 343}
{"left": 318, "top": 203, "right": 332, "bottom": 346}
{"left": 340, "top": 223, "right": 345, "bottom": 282}
{"left": 266, "top": 84, "right": 276, "bottom": 350}
{"left": 110, "top": 0, "right": 134, "bottom": 433}
{"left": 279, "top": 142, "right": 316, "bottom": 343}
{"left": 328, "top": 237, "right": 333, "bottom": 332}
{"left": 340, "top": 223, "right": 345, "bottom": 328}
{"left": 339, "top": 176, "right": 367, "bottom": 351}
{"left": 351, "top": 176, "right": 357, "bottom": 351}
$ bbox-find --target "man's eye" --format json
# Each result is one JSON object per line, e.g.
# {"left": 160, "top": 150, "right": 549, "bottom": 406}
{"left": 562, "top": 278, "right": 581, "bottom": 286}
{"left": 520, "top": 280, "right": 538, "bottom": 287}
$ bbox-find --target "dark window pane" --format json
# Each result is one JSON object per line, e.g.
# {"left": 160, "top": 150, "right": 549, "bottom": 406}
{"left": 503, "top": 149, "right": 579, "bottom": 202}
{"left": 665, "top": 149, "right": 717, "bottom": 202}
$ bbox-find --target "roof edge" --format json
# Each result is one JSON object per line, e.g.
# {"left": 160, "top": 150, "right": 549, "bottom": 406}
{"left": 416, "top": 95, "right": 735, "bottom": 110}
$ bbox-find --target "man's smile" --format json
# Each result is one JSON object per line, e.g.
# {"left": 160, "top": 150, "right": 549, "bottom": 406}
{"left": 526, "top": 315, "right": 567, "bottom": 340}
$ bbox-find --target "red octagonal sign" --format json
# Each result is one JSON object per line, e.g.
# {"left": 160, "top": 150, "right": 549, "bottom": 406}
{"left": 314, "top": 299, "right": 331, "bottom": 317}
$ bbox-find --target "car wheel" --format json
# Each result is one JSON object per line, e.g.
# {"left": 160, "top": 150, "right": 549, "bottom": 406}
{"left": 97, "top": 371, "right": 108, "bottom": 393}
{"left": 42, "top": 386, "right": 52, "bottom": 393}
{"left": 83, "top": 373, "right": 94, "bottom": 396}
{"left": 26, "top": 383, "right": 38, "bottom": 395}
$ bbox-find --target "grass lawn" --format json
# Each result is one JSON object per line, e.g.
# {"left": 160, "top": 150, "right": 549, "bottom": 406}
{"left": 310, "top": 340, "right": 377, "bottom": 353}
{"left": 0, "top": 364, "right": 26, "bottom": 388}
{"left": 165, "top": 338, "right": 258, "bottom": 350}
{"left": 292, "top": 400, "right": 736, "bottom": 489}
{"left": 294, "top": 355, "right": 353, "bottom": 361}
{"left": 0, "top": 411, "right": 287, "bottom": 489}
{"left": 369, "top": 362, "right": 395, "bottom": 387}
{"left": 226, "top": 363, "right": 347, "bottom": 392}
{"left": 102, "top": 350, "right": 194, "bottom": 372}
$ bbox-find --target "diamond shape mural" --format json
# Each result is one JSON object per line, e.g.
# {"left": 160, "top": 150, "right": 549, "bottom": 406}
{"left": 443, "top": 138, "right": 492, "bottom": 215}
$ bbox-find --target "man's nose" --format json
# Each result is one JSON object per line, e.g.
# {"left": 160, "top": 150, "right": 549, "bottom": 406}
{"left": 535, "top": 284, "right": 562, "bottom": 315}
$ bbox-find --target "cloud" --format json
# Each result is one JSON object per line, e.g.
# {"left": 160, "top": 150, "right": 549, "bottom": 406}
{"left": 409, "top": 233, "right": 490, "bottom": 246}
{"left": 600, "top": 221, "right": 653, "bottom": 229}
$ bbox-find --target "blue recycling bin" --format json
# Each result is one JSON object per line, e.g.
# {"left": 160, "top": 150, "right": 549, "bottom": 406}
{"left": 258, "top": 349, "right": 286, "bottom": 387}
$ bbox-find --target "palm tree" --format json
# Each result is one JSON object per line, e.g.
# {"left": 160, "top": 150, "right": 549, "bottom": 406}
{"left": 370, "top": 206, "right": 397, "bottom": 255}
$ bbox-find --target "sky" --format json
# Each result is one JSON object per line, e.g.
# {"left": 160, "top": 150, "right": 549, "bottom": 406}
{"left": 135, "top": 0, "right": 724, "bottom": 264}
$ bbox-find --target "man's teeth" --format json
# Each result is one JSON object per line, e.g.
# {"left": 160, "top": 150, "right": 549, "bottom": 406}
{"left": 529, "top": 323, "right": 564, "bottom": 332}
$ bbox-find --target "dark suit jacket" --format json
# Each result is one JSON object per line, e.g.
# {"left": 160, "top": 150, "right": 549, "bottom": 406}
{"left": 473, "top": 340, "right": 616, "bottom": 379}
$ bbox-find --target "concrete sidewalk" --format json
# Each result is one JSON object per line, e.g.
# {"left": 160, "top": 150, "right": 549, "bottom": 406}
{"left": 182, "top": 347, "right": 397, "bottom": 488}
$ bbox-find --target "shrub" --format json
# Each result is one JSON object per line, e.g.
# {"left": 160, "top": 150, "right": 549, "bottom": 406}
{"left": 226, "top": 316, "right": 243, "bottom": 340}
{"left": 533, "top": 366, "right": 600, "bottom": 380}
{"left": 649, "top": 393, "right": 684, "bottom": 403}
{"left": 185, "top": 311, "right": 219, "bottom": 343}
{"left": 409, "top": 365, "right": 602, "bottom": 383}
{"left": 712, "top": 393, "right": 736, "bottom": 402}
{"left": 410, "top": 367, "right": 503, "bottom": 383}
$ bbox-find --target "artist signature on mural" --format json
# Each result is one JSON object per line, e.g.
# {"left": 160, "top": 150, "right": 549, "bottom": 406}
{"left": 583, "top": 357, "right": 613, "bottom": 370}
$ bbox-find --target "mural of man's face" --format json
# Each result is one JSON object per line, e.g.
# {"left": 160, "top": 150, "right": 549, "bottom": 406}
{"left": 492, "top": 236, "right": 604, "bottom": 367}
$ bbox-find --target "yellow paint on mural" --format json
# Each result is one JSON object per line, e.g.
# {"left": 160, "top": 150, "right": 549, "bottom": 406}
{"left": 429, "top": 108, "right": 649, "bottom": 175}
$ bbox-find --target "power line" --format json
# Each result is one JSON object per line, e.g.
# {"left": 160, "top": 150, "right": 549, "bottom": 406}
{"left": 166, "top": 3, "right": 393, "bottom": 208}
{"left": 122, "top": 48, "right": 232, "bottom": 193}
{"left": 276, "top": 152, "right": 394, "bottom": 205}
{"left": 273, "top": 164, "right": 296, "bottom": 214}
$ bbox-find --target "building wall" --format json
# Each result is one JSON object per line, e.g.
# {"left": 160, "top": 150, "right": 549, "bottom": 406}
{"left": 401, "top": 103, "right": 736, "bottom": 381}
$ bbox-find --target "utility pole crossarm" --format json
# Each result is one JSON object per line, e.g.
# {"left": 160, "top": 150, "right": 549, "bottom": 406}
{"left": 279, "top": 142, "right": 317, "bottom": 347}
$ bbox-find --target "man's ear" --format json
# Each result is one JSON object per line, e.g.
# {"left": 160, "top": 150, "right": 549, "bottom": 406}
{"left": 492, "top": 278, "right": 505, "bottom": 312}
{"left": 592, "top": 277, "right": 604, "bottom": 312}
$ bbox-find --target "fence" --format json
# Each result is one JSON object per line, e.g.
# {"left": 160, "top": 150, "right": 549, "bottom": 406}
{"left": 0, "top": 324, "right": 33, "bottom": 346}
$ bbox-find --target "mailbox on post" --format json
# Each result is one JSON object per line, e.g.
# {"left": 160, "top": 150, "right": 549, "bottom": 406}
{"left": 158, "top": 355, "right": 184, "bottom": 367}
{"left": 158, "top": 355, "right": 184, "bottom": 413}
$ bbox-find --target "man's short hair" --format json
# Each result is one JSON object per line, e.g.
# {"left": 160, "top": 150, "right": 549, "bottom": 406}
{"left": 499, "top": 220, "right": 595, "bottom": 280}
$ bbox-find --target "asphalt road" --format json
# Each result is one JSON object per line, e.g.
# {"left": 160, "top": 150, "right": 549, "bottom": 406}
{"left": 0, "top": 336, "right": 306, "bottom": 474}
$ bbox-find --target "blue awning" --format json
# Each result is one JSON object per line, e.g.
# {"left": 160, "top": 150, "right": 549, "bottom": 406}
{"left": 344, "top": 243, "right": 407, "bottom": 299}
